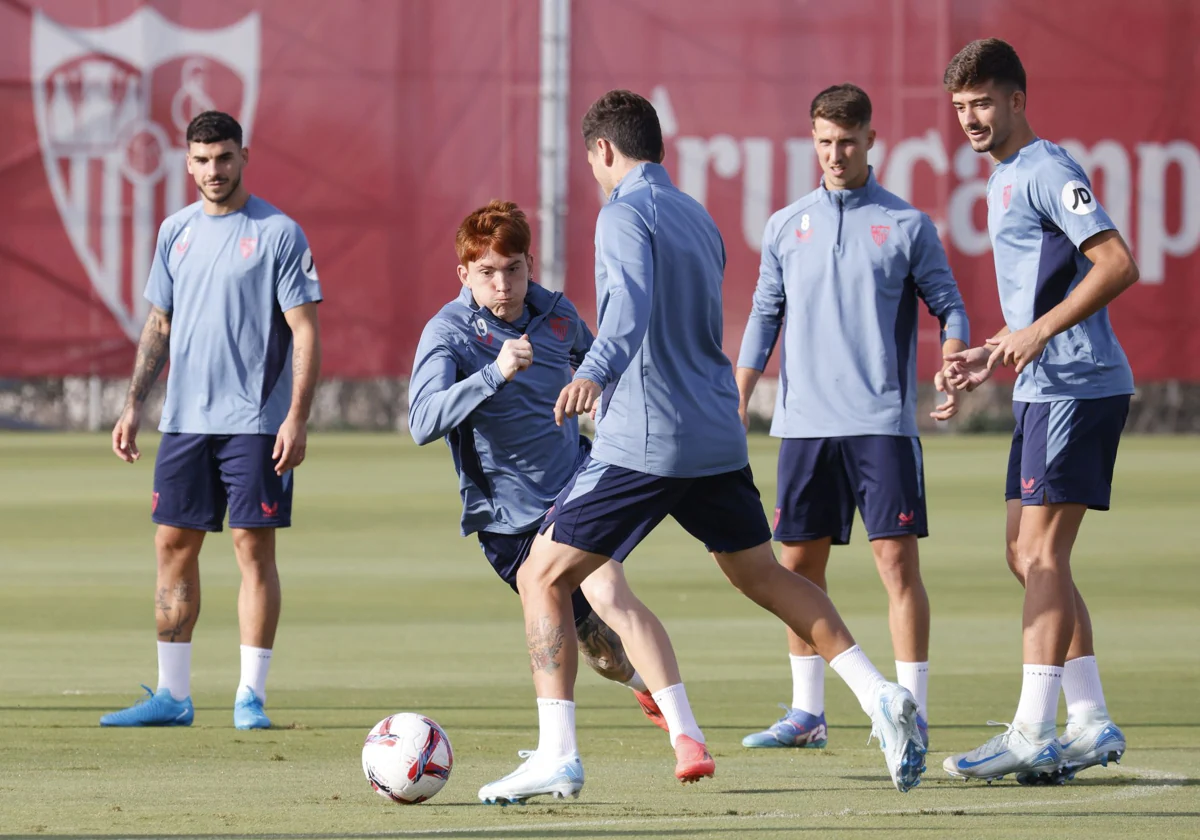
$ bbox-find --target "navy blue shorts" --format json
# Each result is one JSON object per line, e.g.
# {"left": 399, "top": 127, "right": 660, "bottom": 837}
{"left": 153, "top": 434, "right": 293, "bottom": 531}
{"left": 539, "top": 456, "right": 773, "bottom": 560}
{"left": 774, "top": 436, "right": 927, "bottom": 545}
{"left": 476, "top": 528, "right": 593, "bottom": 628}
{"left": 1005, "top": 396, "right": 1130, "bottom": 510}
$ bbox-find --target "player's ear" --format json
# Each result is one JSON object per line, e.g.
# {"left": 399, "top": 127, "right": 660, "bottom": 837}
{"left": 457, "top": 263, "right": 469, "bottom": 286}
{"left": 866, "top": 127, "right": 877, "bottom": 151}
{"left": 241, "top": 147, "right": 250, "bottom": 166}
{"left": 1012, "top": 89, "right": 1026, "bottom": 114}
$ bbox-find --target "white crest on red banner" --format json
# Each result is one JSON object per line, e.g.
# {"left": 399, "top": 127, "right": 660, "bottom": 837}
{"left": 32, "top": 8, "right": 260, "bottom": 341}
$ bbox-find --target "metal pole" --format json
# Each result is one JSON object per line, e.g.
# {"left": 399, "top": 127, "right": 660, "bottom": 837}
{"left": 538, "top": 0, "right": 570, "bottom": 293}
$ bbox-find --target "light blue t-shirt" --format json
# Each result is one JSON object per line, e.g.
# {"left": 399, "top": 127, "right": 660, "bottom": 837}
{"left": 144, "top": 195, "right": 323, "bottom": 434}
{"left": 987, "top": 139, "right": 1134, "bottom": 401}
{"left": 738, "top": 169, "right": 970, "bottom": 438}
{"left": 574, "top": 163, "right": 748, "bottom": 478}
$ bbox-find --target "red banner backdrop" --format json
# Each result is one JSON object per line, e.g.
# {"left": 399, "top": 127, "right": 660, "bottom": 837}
{"left": 2, "top": 1, "right": 1197, "bottom": 380}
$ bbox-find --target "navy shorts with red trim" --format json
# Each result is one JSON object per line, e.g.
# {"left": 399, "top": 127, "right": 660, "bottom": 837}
{"left": 153, "top": 433, "right": 292, "bottom": 531}
{"left": 540, "top": 456, "right": 773, "bottom": 560}
{"left": 773, "top": 436, "right": 928, "bottom": 545}
{"left": 1005, "top": 396, "right": 1129, "bottom": 510}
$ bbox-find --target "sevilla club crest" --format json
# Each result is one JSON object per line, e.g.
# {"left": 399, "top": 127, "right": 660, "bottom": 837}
{"left": 32, "top": 8, "right": 261, "bottom": 341}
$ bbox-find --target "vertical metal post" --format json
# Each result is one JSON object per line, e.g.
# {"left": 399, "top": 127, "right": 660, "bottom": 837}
{"left": 537, "top": 0, "right": 570, "bottom": 292}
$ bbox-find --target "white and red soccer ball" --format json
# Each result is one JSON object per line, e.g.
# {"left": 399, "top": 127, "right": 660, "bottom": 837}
{"left": 362, "top": 713, "right": 454, "bottom": 804}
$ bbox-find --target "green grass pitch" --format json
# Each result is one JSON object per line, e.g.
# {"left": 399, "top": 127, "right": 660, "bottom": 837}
{"left": 0, "top": 432, "right": 1197, "bottom": 839}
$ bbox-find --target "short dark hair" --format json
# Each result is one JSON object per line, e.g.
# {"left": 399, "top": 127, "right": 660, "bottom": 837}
{"left": 186, "top": 110, "right": 243, "bottom": 146}
{"left": 943, "top": 38, "right": 1027, "bottom": 94}
{"left": 581, "top": 90, "right": 664, "bottom": 163}
{"left": 810, "top": 83, "right": 872, "bottom": 128}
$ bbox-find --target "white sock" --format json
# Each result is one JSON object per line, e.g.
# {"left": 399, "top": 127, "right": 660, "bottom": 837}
{"left": 829, "top": 645, "right": 887, "bottom": 716}
{"left": 239, "top": 645, "right": 273, "bottom": 703}
{"left": 157, "top": 641, "right": 191, "bottom": 701}
{"left": 789, "top": 654, "right": 825, "bottom": 716}
{"left": 652, "top": 683, "right": 705, "bottom": 747}
{"left": 895, "top": 661, "right": 929, "bottom": 721}
{"left": 1063, "top": 656, "right": 1108, "bottom": 721}
{"left": 622, "top": 671, "right": 648, "bottom": 693}
{"left": 535, "top": 698, "right": 577, "bottom": 758}
{"left": 1013, "top": 664, "right": 1063, "bottom": 738}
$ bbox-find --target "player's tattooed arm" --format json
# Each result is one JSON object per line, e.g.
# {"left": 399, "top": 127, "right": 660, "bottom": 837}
{"left": 526, "top": 616, "right": 566, "bottom": 675}
{"left": 576, "top": 612, "right": 636, "bottom": 683}
{"left": 283, "top": 302, "right": 321, "bottom": 421}
{"left": 126, "top": 306, "right": 172, "bottom": 406}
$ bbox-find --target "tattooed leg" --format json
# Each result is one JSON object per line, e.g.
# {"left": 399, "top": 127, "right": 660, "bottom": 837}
{"left": 576, "top": 611, "right": 636, "bottom": 683}
{"left": 154, "top": 525, "right": 204, "bottom": 643}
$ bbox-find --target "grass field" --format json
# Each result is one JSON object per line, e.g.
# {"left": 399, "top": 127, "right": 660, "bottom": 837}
{"left": 1, "top": 432, "right": 1197, "bottom": 839}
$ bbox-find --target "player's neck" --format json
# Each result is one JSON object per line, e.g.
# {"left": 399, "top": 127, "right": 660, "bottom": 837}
{"left": 202, "top": 185, "right": 251, "bottom": 217}
{"left": 989, "top": 121, "right": 1037, "bottom": 164}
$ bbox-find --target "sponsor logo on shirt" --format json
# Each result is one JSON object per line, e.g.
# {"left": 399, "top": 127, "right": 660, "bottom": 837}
{"left": 1061, "top": 180, "right": 1097, "bottom": 215}
{"left": 301, "top": 247, "right": 319, "bottom": 282}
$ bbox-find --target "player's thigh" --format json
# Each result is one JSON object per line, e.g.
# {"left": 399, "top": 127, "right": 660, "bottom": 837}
{"left": 774, "top": 438, "right": 855, "bottom": 545}
{"left": 779, "top": 538, "right": 833, "bottom": 580}
{"left": 480, "top": 528, "right": 593, "bottom": 627}
{"left": 216, "top": 434, "right": 293, "bottom": 529}
{"left": 1016, "top": 502, "right": 1088, "bottom": 569}
{"left": 672, "top": 465, "right": 773, "bottom": 555}
{"left": 153, "top": 433, "right": 225, "bottom": 532}
{"left": 539, "top": 455, "right": 681, "bottom": 563}
{"left": 1005, "top": 498, "right": 1025, "bottom": 580}
{"left": 839, "top": 435, "right": 927, "bottom": 540}
{"left": 1016, "top": 397, "right": 1129, "bottom": 511}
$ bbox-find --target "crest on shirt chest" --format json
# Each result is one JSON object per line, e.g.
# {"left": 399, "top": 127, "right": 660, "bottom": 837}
{"left": 32, "top": 7, "right": 261, "bottom": 341}
{"left": 1002, "top": 184, "right": 1013, "bottom": 210}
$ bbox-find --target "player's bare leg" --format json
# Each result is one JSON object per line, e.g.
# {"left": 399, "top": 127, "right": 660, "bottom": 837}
{"left": 99, "top": 525, "right": 202, "bottom": 726}
{"left": 946, "top": 502, "right": 1093, "bottom": 783}
{"left": 231, "top": 526, "right": 280, "bottom": 729}
{"left": 155, "top": 525, "right": 204, "bottom": 643}
{"left": 714, "top": 541, "right": 926, "bottom": 791}
{"left": 743, "top": 539, "right": 833, "bottom": 749}
{"left": 1004, "top": 500, "right": 1095, "bottom": 660}
{"left": 577, "top": 560, "right": 676, "bottom": 732}
{"left": 872, "top": 535, "right": 931, "bottom": 744}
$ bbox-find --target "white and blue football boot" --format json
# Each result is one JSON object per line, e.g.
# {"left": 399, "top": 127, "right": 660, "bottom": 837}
{"left": 479, "top": 750, "right": 584, "bottom": 805}
{"left": 1055, "top": 714, "right": 1126, "bottom": 780}
{"left": 742, "top": 705, "right": 828, "bottom": 749}
{"left": 233, "top": 685, "right": 272, "bottom": 730}
{"left": 869, "top": 682, "right": 927, "bottom": 793}
{"left": 943, "top": 721, "right": 1063, "bottom": 785}
{"left": 100, "top": 685, "right": 193, "bottom": 727}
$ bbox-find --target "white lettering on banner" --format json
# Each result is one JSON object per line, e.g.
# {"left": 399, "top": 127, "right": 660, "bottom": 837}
{"left": 648, "top": 87, "right": 1200, "bottom": 284}
{"left": 1137, "top": 141, "right": 1200, "bottom": 284}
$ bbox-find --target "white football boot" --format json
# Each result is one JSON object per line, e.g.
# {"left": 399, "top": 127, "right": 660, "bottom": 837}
{"left": 943, "top": 721, "right": 1063, "bottom": 785}
{"left": 479, "top": 750, "right": 584, "bottom": 805}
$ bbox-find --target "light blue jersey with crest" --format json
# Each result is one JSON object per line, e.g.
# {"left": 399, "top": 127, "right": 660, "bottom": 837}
{"left": 144, "top": 195, "right": 323, "bottom": 435}
{"left": 987, "top": 139, "right": 1134, "bottom": 401}
{"left": 738, "top": 169, "right": 969, "bottom": 438}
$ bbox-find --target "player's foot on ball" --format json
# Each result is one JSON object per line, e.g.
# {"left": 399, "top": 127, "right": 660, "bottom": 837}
{"left": 869, "top": 682, "right": 927, "bottom": 793}
{"left": 100, "top": 685, "right": 193, "bottom": 727}
{"left": 478, "top": 750, "right": 584, "bottom": 805}
{"left": 1055, "top": 714, "right": 1125, "bottom": 780}
{"left": 673, "top": 735, "right": 715, "bottom": 784}
{"left": 742, "top": 704, "right": 828, "bottom": 748}
{"left": 233, "top": 685, "right": 271, "bottom": 730}
{"left": 943, "top": 721, "right": 1063, "bottom": 785}
{"left": 632, "top": 689, "right": 669, "bottom": 733}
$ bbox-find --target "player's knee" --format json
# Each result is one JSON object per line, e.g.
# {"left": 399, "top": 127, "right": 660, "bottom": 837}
{"left": 873, "top": 540, "right": 921, "bottom": 591}
{"left": 1005, "top": 541, "right": 1027, "bottom": 583}
{"left": 155, "top": 527, "right": 199, "bottom": 569}
{"left": 231, "top": 528, "right": 276, "bottom": 570}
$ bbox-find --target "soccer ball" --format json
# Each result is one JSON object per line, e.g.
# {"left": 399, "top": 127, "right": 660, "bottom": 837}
{"left": 362, "top": 713, "right": 454, "bottom": 804}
